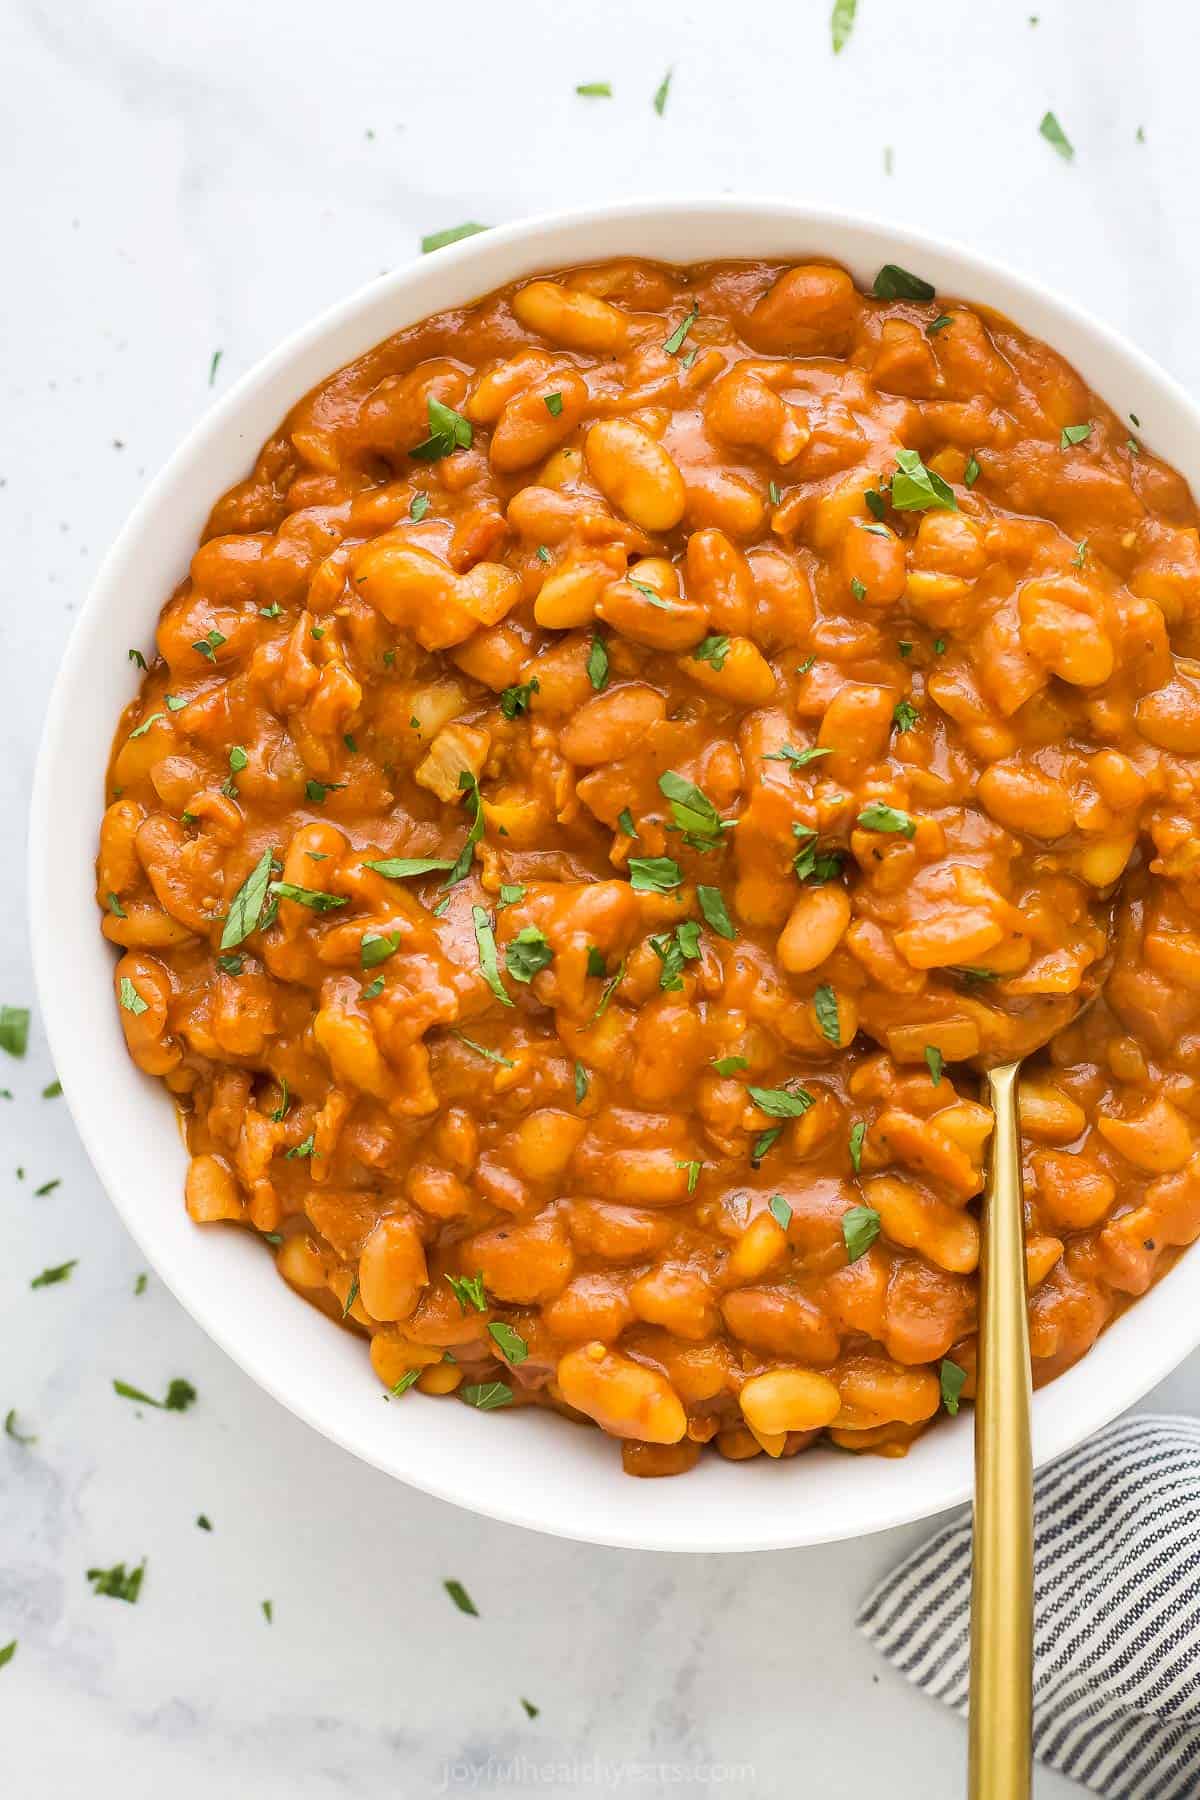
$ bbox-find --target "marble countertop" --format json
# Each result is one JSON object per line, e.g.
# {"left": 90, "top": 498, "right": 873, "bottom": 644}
{"left": 4, "top": 0, "right": 1199, "bottom": 1792}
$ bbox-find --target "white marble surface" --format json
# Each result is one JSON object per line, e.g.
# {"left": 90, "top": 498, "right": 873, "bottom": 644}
{"left": 5, "top": 1, "right": 1200, "bottom": 1792}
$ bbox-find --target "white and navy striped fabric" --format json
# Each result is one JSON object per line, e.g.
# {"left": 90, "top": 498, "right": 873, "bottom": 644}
{"left": 858, "top": 1415, "right": 1200, "bottom": 1797}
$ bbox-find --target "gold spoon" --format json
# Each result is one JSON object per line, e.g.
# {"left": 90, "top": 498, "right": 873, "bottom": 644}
{"left": 966, "top": 968, "right": 1111, "bottom": 1800}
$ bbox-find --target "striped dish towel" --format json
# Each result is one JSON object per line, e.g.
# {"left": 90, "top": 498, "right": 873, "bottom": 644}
{"left": 858, "top": 1414, "right": 1200, "bottom": 1798}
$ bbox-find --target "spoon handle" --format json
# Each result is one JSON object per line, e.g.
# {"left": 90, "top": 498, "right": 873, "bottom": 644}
{"left": 969, "top": 1059, "right": 1034, "bottom": 1800}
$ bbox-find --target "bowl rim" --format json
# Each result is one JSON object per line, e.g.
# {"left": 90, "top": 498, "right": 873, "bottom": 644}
{"left": 30, "top": 193, "right": 1200, "bottom": 1552}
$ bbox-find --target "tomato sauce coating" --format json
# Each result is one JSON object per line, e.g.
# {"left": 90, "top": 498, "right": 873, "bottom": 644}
{"left": 99, "top": 256, "right": 1200, "bottom": 1476}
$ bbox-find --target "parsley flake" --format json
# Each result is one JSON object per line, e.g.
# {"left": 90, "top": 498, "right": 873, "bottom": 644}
{"left": 410, "top": 396, "right": 473, "bottom": 462}
{"left": 1039, "top": 110, "right": 1074, "bottom": 161}
{"left": 872, "top": 264, "right": 935, "bottom": 303}
{"left": 814, "top": 984, "right": 841, "bottom": 1044}
{"left": 421, "top": 222, "right": 488, "bottom": 254}
{"left": 842, "top": 1205, "right": 881, "bottom": 1262}
{"left": 941, "top": 1358, "right": 968, "bottom": 1414}
{"left": 471, "top": 906, "right": 513, "bottom": 1008}
{"left": 692, "top": 634, "right": 730, "bottom": 671}
{"left": 857, "top": 802, "right": 916, "bottom": 838}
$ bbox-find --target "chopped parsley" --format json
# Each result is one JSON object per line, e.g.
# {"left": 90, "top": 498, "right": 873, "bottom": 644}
{"left": 574, "top": 1061, "right": 590, "bottom": 1104}
{"left": 748, "top": 1083, "right": 814, "bottom": 1118}
{"left": 677, "top": 1160, "right": 702, "bottom": 1194}
{"left": 269, "top": 881, "right": 347, "bottom": 912}
{"left": 663, "top": 307, "right": 698, "bottom": 356}
{"left": 927, "top": 314, "right": 953, "bottom": 337}
{"left": 444, "top": 1579, "right": 479, "bottom": 1615}
{"left": 112, "top": 1377, "right": 197, "bottom": 1412}
{"left": 891, "top": 448, "right": 958, "bottom": 512}
{"left": 366, "top": 854, "right": 454, "bottom": 880}
{"left": 506, "top": 927, "right": 554, "bottom": 984}
{"left": 305, "top": 778, "right": 345, "bottom": 805}
{"left": 764, "top": 743, "right": 834, "bottom": 770}
{"left": 4, "top": 1409, "right": 36, "bottom": 1445}
{"left": 420, "top": 222, "right": 488, "bottom": 254}
{"left": 33, "top": 1179, "right": 60, "bottom": 1197}
{"left": 442, "top": 770, "right": 485, "bottom": 888}
{"left": 617, "top": 808, "right": 637, "bottom": 839}
{"left": 446, "top": 1271, "right": 488, "bottom": 1314}
{"left": 872, "top": 264, "right": 935, "bottom": 303}
{"left": 410, "top": 396, "right": 473, "bottom": 462}
{"left": 629, "top": 579, "right": 677, "bottom": 611}
{"left": 653, "top": 68, "right": 672, "bottom": 115}
{"left": 941, "top": 1358, "right": 968, "bottom": 1414}
{"left": 893, "top": 700, "right": 920, "bottom": 733}
{"left": 488, "top": 1321, "right": 529, "bottom": 1364}
{"left": 965, "top": 454, "right": 980, "bottom": 487}
{"left": 460, "top": 1381, "right": 513, "bottom": 1410}
{"left": 592, "top": 958, "right": 627, "bottom": 1020}
{"left": 925, "top": 1045, "right": 945, "bottom": 1085}
{"left": 127, "top": 648, "right": 147, "bottom": 669}
{"left": 1060, "top": 422, "right": 1092, "bottom": 448}
{"left": 750, "top": 1126, "right": 782, "bottom": 1167}
{"left": 768, "top": 1194, "right": 793, "bottom": 1231}
{"left": 587, "top": 633, "right": 610, "bottom": 692}
{"left": 697, "top": 884, "right": 735, "bottom": 939}
{"left": 659, "top": 771, "right": 735, "bottom": 851}
{"left": 498, "top": 883, "right": 526, "bottom": 908}
{"left": 220, "top": 847, "right": 275, "bottom": 948}
{"left": 576, "top": 81, "right": 612, "bottom": 97}
{"left": 409, "top": 492, "right": 430, "bottom": 522}
{"left": 712, "top": 1055, "right": 748, "bottom": 1076}
{"left": 285, "top": 1135, "right": 315, "bottom": 1161}
{"left": 629, "top": 856, "right": 682, "bottom": 893}
{"left": 544, "top": 391, "right": 564, "bottom": 417}
{"left": 813, "top": 984, "right": 840, "bottom": 1044}
{"left": 360, "top": 931, "right": 401, "bottom": 970}
{"left": 196, "top": 1515, "right": 213, "bottom": 1531}
{"left": 500, "top": 678, "right": 540, "bottom": 719}
{"left": 128, "top": 712, "right": 164, "bottom": 740}
{"left": 842, "top": 1205, "right": 881, "bottom": 1262}
{"left": 471, "top": 906, "right": 513, "bottom": 1008}
{"left": 865, "top": 489, "right": 887, "bottom": 521}
{"left": 650, "top": 921, "right": 702, "bottom": 991}
{"left": 1039, "top": 110, "right": 1074, "bottom": 161}
{"left": 831, "top": 0, "right": 858, "bottom": 51}
{"left": 0, "top": 1006, "right": 30, "bottom": 1058}
{"left": 31, "top": 1262, "right": 78, "bottom": 1290}
{"left": 849, "top": 576, "right": 867, "bottom": 602}
{"left": 118, "top": 978, "right": 148, "bottom": 1016}
{"left": 452, "top": 1031, "right": 515, "bottom": 1069}
{"left": 848, "top": 1120, "right": 866, "bottom": 1173}
{"left": 192, "top": 628, "right": 226, "bottom": 662}
{"left": 857, "top": 802, "right": 916, "bottom": 838}
{"left": 87, "top": 1561, "right": 145, "bottom": 1603}
{"left": 792, "top": 827, "right": 844, "bottom": 884}
{"left": 692, "top": 634, "right": 730, "bottom": 670}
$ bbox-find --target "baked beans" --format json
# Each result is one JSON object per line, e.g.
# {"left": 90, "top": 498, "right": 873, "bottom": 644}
{"left": 99, "top": 255, "right": 1200, "bottom": 1475}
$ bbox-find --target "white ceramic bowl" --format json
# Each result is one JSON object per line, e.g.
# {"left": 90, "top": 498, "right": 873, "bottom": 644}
{"left": 31, "top": 198, "right": 1200, "bottom": 1552}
